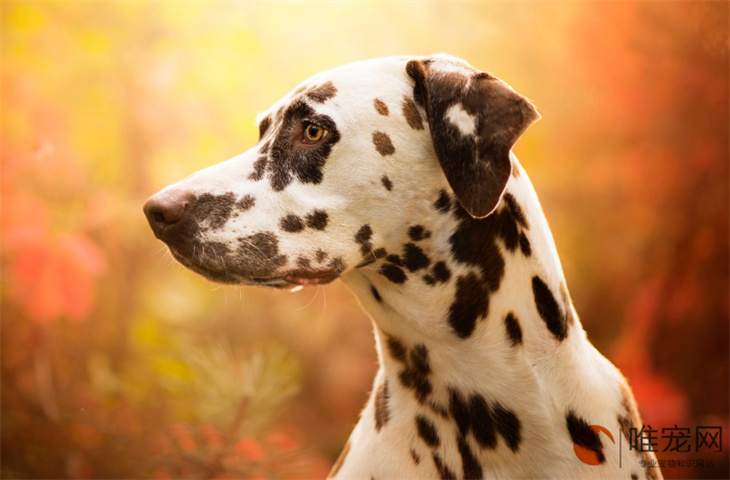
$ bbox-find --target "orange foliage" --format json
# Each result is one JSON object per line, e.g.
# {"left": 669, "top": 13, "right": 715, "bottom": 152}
{"left": 1, "top": 2, "right": 727, "bottom": 479}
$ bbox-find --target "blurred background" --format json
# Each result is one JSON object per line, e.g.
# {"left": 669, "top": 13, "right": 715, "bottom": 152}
{"left": 1, "top": 2, "right": 728, "bottom": 479}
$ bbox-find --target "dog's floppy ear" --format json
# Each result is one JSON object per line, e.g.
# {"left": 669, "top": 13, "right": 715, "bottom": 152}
{"left": 406, "top": 56, "right": 540, "bottom": 218}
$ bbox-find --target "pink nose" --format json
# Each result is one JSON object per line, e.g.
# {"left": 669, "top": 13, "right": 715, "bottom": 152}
{"left": 143, "top": 190, "right": 193, "bottom": 240}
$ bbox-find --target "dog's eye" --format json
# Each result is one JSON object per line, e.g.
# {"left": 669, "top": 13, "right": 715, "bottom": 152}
{"left": 303, "top": 123, "right": 326, "bottom": 144}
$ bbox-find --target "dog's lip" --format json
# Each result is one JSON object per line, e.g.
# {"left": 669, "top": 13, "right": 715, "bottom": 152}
{"left": 281, "top": 268, "right": 341, "bottom": 286}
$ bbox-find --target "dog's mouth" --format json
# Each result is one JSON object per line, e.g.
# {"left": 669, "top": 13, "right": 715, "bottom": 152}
{"left": 169, "top": 248, "right": 341, "bottom": 289}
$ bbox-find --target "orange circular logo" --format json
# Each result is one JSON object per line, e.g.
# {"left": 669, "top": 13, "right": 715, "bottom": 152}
{"left": 573, "top": 425, "right": 615, "bottom": 465}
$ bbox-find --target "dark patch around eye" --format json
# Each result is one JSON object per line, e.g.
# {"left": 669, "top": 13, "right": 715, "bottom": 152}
{"left": 268, "top": 101, "right": 341, "bottom": 191}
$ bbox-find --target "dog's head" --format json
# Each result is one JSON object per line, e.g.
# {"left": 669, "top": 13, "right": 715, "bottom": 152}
{"left": 144, "top": 55, "right": 538, "bottom": 288}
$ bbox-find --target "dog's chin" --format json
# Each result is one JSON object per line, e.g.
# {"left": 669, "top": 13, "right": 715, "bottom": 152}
{"left": 169, "top": 250, "right": 341, "bottom": 289}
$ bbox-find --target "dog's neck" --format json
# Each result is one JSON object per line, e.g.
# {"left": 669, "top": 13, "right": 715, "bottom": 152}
{"left": 341, "top": 158, "right": 589, "bottom": 407}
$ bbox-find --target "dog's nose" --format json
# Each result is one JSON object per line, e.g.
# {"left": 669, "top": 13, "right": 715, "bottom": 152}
{"left": 143, "top": 190, "right": 193, "bottom": 239}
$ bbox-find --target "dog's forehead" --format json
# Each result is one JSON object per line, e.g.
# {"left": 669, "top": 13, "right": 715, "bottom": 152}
{"left": 258, "top": 56, "right": 415, "bottom": 122}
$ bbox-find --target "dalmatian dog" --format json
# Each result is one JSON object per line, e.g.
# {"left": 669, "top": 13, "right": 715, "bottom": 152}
{"left": 144, "top": 55, "right": 662, "bottom": 480}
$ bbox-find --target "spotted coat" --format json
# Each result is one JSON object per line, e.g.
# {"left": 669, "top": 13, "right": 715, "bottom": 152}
{"left": 144, "top": 55, "right": 662, "bottom": 480}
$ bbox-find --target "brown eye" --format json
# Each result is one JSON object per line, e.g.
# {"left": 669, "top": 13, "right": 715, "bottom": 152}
{"left": 303, "top": 123, "right": 326, "bottom": 143}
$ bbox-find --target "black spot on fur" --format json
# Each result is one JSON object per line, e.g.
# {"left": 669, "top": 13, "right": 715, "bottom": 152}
{"left": 380, "top": 264, "right": 406, "bottom": 284}
{"left": 373, "top": 248, "right": 387, "bottom": 259}
{"left": 431, "top": 262, "right": 451, "bottom": 284}
{"left": 373, "top": 131, "right": 395, "bottom": 156}
{"left": 305, "top": 209, "right": 328, "bottom": 230}
{"left": 408, "top": 225, "right": 431, "bottom": 241}
{"left": 386, "top": 254, "right": 404, "bottom": 266}
{"left": 402, "top": 95, "right": 424, "bottom": 130}
{"left": 370, "top": 285, "right": 382, "bottom": 302}
{"left": 194, "top": 192, "right": 237, "bottom": 230}
{"left": 504, "top": 312, "right": 523, "bottom": 346}
{"left": 415, "top": 415, "right": 440, "bottom": 447}
{"left": 519, "top": 232, "right": 532, "bottom": 256}
{"left": 403, "top": 243, "right": 430, "bottom": 272}
{"left": 503, "top": 193, "right": 528, "bottom": 229}
{"left": 493, "top": 402, "right": 521, "bottom": 452}
{"left": 296, "top": 257, "right": 311, "bottom": 268}
{"left": 532, "top": 276, "right": 568, "bottom": 341}
{"left": 385, "top": 335, "right": 407, "bottom": 363}
{"left": 388, "top": 340, "right": 432, "bottom": 403}
{"left": 449, "top": 389, "right": 521, "bottom": 452}
{"left": 457, "top": 435, "right": 483, "bottom": 479}
{"left": 449, "top": 207, "right": 506, "bottom": 291}
{"left": 381, "top": 175, "right": 393, "bottom": 191}
{"left": 469, "top": 394, "right": 497, "bottom": 449}
{"left": 449, "top": 389, "right": 473, "bottom": 438}
{"left": 258, "top": 115, "right": 272, "bottom": 139}
{"left": 398, "top": 344, "right": 432, "bottom": 402}
{"left": 235, "top": 231, "right": 287, "bottom": 276}
{"left": 280, "top": 214, "right": 305, "bottom": 233}
{"left": 448, "top": 273, "right": 489, "bottom": 338}
{"left": 428, "top": 401, "right": 449, "bottom": 418}
{"left": 631, "top": 474, "right": 638, "bottom": 480}
{"left": 249, "top": 156, "right": 268, "bottom": 181}
{"left": 306, "top": 81, "right": 337, "bottom": 103}
{"left": 431, "top": 452, "right": 456, "bottom": 480}
{"left": 434, "top": 189, "right": 451, "bottom": 213}
{"left": 237, "top": 195, "right": 255, "bottom": 212}
{"left": 494, "top": 207, "right": 521, "bottom": 252}
{"left": 328, "top": 256, "right": 345, "bottom": 272}
{"left": 355, "top": 224, "right": 374, "bottom": 256}
{"left": 268, "top": 101, "right": 340, "bottom": 191}
{"left": 374, "top": 98, "right": 389, "bottom": 116}
{"left": 566, "top": 410, "right": 605, "bottom": 464}
{"left": 410, "top": 449, "right": 421, "bottom": 465}
{"left": 374, "top": 381, "right": 390, "bottom": 432}
{"left": 315, "top": 249, "right": 327, "bottom": 263}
